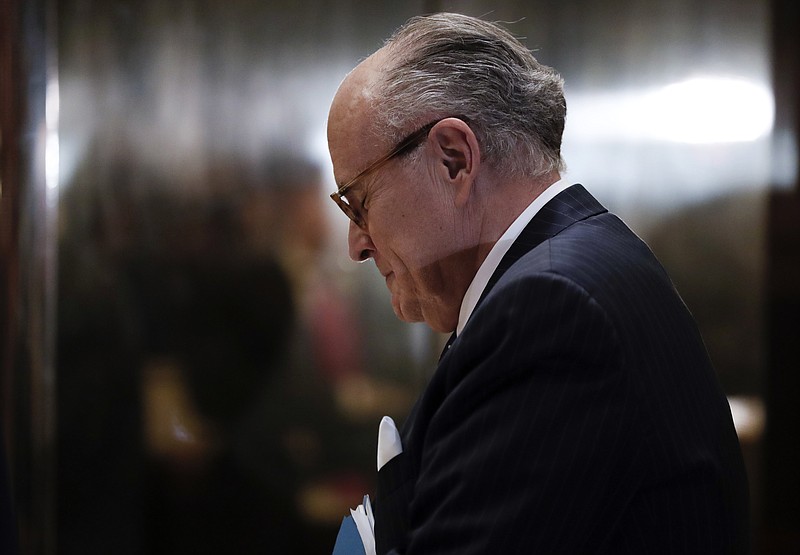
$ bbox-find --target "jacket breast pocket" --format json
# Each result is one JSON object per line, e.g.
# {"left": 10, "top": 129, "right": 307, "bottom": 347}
{"left": 375, "top": 452, "right": 415, "bottom": 554}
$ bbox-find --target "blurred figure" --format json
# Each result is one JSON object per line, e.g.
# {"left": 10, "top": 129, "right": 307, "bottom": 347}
{"left": 136, "top": 151, "right": 403, "bottom": 553}
{"left": 236, "top": 152, "right": 405, "bottom": 546}
{"left": 327, "top": 13, "right": 749, "bottom": 554}
{"left": 57, "top": 151, "right": 305, "bottom": 553}
{"left": 56, "top": 139, "right": 418, "bottom": 553}
{"left": 139, "top": 253, "right": 299, "bottom": 554}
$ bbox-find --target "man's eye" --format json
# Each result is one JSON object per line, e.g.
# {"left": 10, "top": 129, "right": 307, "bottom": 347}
{"left": 342, "top": 191, "right": 359, "bottom": 208}
{"left": 348, "top": 185, "right": 368, "bottom": 209}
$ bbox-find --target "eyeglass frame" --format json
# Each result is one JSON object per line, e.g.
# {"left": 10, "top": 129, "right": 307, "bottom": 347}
{"left": 329, "top": 115, "right": 467, "bottom": 229}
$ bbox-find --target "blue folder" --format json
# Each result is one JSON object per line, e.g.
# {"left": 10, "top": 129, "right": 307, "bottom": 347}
{"left": 332, "top": 515, "right": 366, "bottom": 555}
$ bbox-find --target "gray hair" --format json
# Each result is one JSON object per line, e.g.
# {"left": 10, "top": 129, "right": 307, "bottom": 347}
{"left": 372, "top": 13, "right": 566, "bottom": 178}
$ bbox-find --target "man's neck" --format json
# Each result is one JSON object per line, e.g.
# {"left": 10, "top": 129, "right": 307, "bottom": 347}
{"left": 456, "top": 174, "right": 570, "bottom": 336}
{"left": 473, "top": 169, "right": 561, "bottom": 264}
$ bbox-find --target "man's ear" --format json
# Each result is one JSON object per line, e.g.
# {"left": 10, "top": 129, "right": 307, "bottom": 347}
{"left": 428, "top": 118, "right": 480, "bottom": 207}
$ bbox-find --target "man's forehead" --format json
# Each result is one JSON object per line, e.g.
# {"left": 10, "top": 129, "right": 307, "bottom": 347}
{"left": 327, "top": 107, "right": 370, "bottom": 187}
{"left": 328, "top": 57, "right": 390, "bottom": 184}
{"left": 330, "top": 51, "right": 384, "bottom": 114}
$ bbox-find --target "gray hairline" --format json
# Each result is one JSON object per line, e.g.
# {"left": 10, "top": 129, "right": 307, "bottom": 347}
{"left": 366, "top": 17, "right": 567, "bottom": 179}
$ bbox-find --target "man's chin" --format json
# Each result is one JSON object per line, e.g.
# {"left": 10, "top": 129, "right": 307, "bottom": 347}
{"left": 391, "top": 295, "right": 422, "bottom": 324}
{"left": 391, "top": 295, "right": 456, "bottom": 334}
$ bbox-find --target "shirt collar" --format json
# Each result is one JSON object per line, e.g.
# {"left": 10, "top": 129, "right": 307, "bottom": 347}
{"left": 456, "top": 178, "right": 572, "bottom": 336}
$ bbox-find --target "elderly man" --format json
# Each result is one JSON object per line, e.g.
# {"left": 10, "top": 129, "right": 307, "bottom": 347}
{"left": 327, "top": 12, "right": 749, "bottom": 555}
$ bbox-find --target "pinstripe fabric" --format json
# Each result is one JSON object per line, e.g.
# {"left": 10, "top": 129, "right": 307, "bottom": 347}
{"left": 374, "top": 185, "right": 749, "bottom": 554}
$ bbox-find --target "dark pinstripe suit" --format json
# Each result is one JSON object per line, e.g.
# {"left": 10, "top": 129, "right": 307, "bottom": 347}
{"left": 375, "top": 185, "right": 749, "bottom": 554}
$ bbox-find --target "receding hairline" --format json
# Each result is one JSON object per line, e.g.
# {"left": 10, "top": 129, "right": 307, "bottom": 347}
{"left": 362, "top": 13, "right": 567, "bottom": 177}
{"left": 378, "top": 13, "right": 538, "bottom": 73}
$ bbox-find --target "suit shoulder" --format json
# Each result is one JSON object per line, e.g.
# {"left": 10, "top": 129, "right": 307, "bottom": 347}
{"left": 507, "top": 212, "right": 673, "bottom": 304}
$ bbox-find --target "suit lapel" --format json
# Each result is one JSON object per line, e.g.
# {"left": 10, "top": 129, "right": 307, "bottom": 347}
{"left": 407, "top": 186, "right": 606, "bottom": 474}
{"left": 384, "top": 185, "right": 608, "bottom": 553}
{"left": 477, "top": 184, "right": 607, "bottom": 307}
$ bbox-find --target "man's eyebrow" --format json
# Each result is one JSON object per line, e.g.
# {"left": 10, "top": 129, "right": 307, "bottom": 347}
{"left": 333, "top": 175, "right": 350, "bottom": 190}
{"left": 338, "top": 173, "right": 367, "bottom": 193}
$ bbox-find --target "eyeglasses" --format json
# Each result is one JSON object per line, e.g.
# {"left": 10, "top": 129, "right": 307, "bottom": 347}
{"left": 330, "top": 116, "right": 458, "bottom": 229}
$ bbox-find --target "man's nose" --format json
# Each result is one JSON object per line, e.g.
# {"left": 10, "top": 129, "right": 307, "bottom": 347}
{"left": 348, "top": 220, "right": 376, "bottom": 262}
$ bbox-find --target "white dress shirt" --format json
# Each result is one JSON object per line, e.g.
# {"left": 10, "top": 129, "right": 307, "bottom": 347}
{"left": 456, "top": 179, "right": 572, "bottom": 336}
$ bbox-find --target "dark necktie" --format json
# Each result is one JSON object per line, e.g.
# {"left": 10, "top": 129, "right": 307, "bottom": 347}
{"left": 439, "top": 332, "right": 456, "bottom": 361}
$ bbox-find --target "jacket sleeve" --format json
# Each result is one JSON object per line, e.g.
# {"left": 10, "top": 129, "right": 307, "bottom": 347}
{"left": 400, "top": 270, "right": 645, "bottom": 554}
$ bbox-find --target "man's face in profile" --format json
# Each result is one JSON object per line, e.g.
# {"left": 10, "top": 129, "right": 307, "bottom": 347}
{"left": 326, "top": 52, "right": 467, "bottom": 333}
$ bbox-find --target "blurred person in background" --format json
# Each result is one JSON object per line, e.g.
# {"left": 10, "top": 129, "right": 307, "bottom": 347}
{"left": 56, "top": 159, "right": 304, "bottom": 552}
{"left": 237, "top": 153, "right": 415, "bottom": 539}
{"left": 131, "top": 157, "right": 366, "bottom": 553}
{"left": 327, "top": 12, "right": 749, "bottom": 555}
{"left": 235, "top": 153, "right": 375, "bottom": 539}
{"left": 139, "top": 252, "right": 300, "bottom": 555}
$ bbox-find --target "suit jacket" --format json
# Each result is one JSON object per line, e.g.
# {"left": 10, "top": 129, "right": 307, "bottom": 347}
{"left": 374, "top": 185, "right": 749, "bottom": 554}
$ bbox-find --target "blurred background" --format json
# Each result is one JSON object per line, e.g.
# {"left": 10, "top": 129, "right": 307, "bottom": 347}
{"left": 1, "top": 0, "right": 798, "bottom": 553}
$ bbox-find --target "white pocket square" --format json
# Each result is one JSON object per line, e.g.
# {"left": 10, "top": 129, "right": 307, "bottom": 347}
{"left": 377, "top": 416, "right": 403, "bottom": 471}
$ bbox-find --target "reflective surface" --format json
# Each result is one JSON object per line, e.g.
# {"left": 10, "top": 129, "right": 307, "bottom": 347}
{"left": 55, "top": 1, "right": 432, "bottom": 553}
